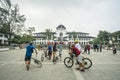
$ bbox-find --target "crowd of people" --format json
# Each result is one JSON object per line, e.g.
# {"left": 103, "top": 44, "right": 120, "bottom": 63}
{"left": 24, "top": 40, "right": 118, "bottom": 71}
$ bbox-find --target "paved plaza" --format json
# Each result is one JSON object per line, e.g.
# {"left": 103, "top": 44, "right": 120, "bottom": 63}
{"left": 0, "top": 48, "right": 120, "bottom": 80}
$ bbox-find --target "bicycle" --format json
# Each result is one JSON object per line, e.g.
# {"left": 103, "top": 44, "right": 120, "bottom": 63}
{"left": 41, "top": 49, "right": 50, "bottom": 61}
{"left": 64, "top": 53, "right": 92, "bottom": 69}
{"left": 31, "top": 54, "right": 42, "bottom": 68}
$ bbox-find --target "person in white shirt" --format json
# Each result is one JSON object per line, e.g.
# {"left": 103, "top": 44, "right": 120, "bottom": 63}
{"left": 74, "top": 40, "right": 85, "bottom": 71}
{"left": 75, "top": 40, "right": 82, "bottom": 51}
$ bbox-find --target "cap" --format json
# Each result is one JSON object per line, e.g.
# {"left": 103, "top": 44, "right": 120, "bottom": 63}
{"left": 75, "top": 40, "right": 79, "bottom": 43}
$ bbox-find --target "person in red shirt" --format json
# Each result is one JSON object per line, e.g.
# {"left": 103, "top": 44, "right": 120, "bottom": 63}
{"left": 70, "top": 44, "right": 85, "bottom": 71}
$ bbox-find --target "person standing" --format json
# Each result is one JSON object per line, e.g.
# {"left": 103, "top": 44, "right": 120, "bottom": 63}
{"left": 59, "top": 42, "right": 63, "bottom": 61}
{"left": 48, "top": 42, "right": 52, "bottom": 60}
{"left": 25, "top": 43, "right": 38, "bottom": 70}
{"left": 112, "top": 44, "right": 117, "bottom": 54}
{"left": 86, "top": 43, "right": 91, "bottom": 54}
{"left": 52, "top": 42, "right": 58, "bottom": 62}
{"left": 100, "top": 44, "right": 102, "bottom": 52}
{"left": 68, "top": 42, "right": 71, "bottom": 51}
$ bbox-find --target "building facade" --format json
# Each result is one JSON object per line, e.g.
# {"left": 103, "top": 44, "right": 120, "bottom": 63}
{"left": 0, "top": 33, "right": 14, "bottom": 45}
{"left": 33, "top": 25, "right": 95, "bottom": 45}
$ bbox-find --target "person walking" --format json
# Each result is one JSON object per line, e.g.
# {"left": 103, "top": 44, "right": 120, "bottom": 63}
{"left": 25, "top": 43, "right": 38, "bottom": 70}
{"left": 59, "top": 42, "right": 62, "bottom": 61}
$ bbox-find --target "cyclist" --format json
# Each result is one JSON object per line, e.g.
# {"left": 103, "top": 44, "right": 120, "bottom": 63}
{"left": 25, "top": 43, "right": 38, "bottom": 70}
{"left": 74, "top": 40, "right": 82, "bottom": 64}
{"left": 69, "top": 43, "right": 85, "bottom": 71}
{"left": 75, "top": 40, "right": 82, "bottom": 51}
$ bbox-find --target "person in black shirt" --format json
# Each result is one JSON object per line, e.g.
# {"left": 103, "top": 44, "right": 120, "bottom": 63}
{"left": 52, "top": 42, "right": 57, "bottom": 62}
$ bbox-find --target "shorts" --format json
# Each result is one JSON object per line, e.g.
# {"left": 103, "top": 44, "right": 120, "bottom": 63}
{"left": 59, "top": 50, "right": 62, "bottom": 55}
{"left": 77, "top": 54, "right": 83, "bottom": 63}
{"left": 48, "top": 51, "right": 52, "bottom": 55}
{"left": 53, "top": 51, "right": 56, "bottom": 56}
{"left": 25, "top": 57, "right": 31, "bottom": 61}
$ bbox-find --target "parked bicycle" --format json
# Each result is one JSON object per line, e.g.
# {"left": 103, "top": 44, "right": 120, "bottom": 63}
{"left": 64, "top": 53, "right": 92, "bottom": 69}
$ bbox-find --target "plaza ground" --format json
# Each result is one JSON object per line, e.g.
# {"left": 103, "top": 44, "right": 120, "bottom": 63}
{"left": 0, "top": 48, "right": 120, "bottom": 80}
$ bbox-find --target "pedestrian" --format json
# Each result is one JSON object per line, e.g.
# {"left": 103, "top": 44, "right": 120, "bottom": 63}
{"left": 52, "top": 42, "right": 58, "bottom": 62}
{"left": 59, "top": 42, "right": 63, "bottom": 61}
{"left": 112, "top": 44, "right": 117, "bottom": 54}
{"left": 25, "top": 42, "right": 38, "bottom": 70}
{"left": 47, "top": 42, "right": 52, "bottom": 60}
{"left": 86, "top": 43, "right": 91, "bottom": 54}
{"left": 100, "top": 44, "right": 102, "bottom": 52}
{"left": 84, "top": 45, "right": 87, "bottom": 54}
{"left": 97, "top": 44, "right": 99, "bottom": 52}
{"left": 68, "top": 42, "right": 71, "bottom": 51}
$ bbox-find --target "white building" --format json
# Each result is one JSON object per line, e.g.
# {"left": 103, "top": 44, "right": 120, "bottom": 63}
{"left": 33, "top": 25, "right": 95, "bottom": 45}
{"left": 0, "top": 33, "right": 14, "bottom": 45}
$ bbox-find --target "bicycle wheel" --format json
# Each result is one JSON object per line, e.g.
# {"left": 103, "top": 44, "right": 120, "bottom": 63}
{"left": 41, "top": 57, "right": 44, "bottom": 61}
{"left": 36, "top": 60, "right": 42, "bottom": 68}
{"left": 64, "top": 57, "right": 74, "bottom": 68}
{"left": 83, "top": 58, "right": 92, "bottom": 69}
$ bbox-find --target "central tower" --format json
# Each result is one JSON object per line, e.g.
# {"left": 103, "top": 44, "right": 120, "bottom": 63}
{"left": 54, "top": 24, "right": 68, "bottom": 42}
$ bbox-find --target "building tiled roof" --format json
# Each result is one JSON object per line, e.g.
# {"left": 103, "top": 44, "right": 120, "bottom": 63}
{"left": 34, "top": 32, "right": 56, "bottom": 34}
{"left": 66, "top": 32, "right": 89, "bottom": 34}
{"left": 77, "top": 36, "right": 95, "bottom": 38}
{"left": 33, "top": 36, "right": 45, "bottom": 38}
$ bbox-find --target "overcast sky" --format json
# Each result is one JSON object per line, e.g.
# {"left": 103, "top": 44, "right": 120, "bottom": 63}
{"left": 11, "top": 0, "right": 120, "bottom": 37}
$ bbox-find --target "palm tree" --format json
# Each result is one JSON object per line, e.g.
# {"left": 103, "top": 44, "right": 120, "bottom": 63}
{"left": 70, "top": 31, "right": 77, "bottom": 40}
{"left": 45, "top": 28, "right": 53, "bottom": 40}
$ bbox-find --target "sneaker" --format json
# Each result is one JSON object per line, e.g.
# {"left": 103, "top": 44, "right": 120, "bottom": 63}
{"left": 75, "top": 68, "right": 80, "bottom": 70}
{"left": 26, "top": 66, "right": 29, "bottom": 71}
{"left": 80, "top": 69, "right": 85, "bottom": 72}
{"left": 75, "top": 63, "right": 79, "bottom": 65}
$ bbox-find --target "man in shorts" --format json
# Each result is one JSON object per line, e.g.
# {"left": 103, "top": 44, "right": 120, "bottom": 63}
{"left": 25, "top": 43, "right": 38, "bottom": 70}
{"left": 48, "top": 42, "right": 52, "bottom": 60}
{"left": 69, "top": 44, "right": 85, "bottom": 71}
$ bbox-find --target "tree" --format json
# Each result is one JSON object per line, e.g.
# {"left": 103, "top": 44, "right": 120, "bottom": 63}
{"left": 0, "top": 0, "right": 26, "bottom": 45}
{"left": 111, "top": 30, "right": 120, "bottom": 44}
{"left": 93, "top": 38, "right": 100, "bottom": 44}
{"left": 45, "top": 28, "right": 53, "bottom": 40}
{"left": 69, "top": 31, "right": 77, "bottom": 40}
{"left": 11, "top": 35, "right": 34, "bottom": 44}
{"left": 97, "top": 30, "right": 110, "bottom": 45}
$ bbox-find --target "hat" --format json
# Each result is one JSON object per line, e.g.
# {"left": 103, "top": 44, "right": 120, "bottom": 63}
{"left": 75, "top": 40, "right": 79, "bottom": 43}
